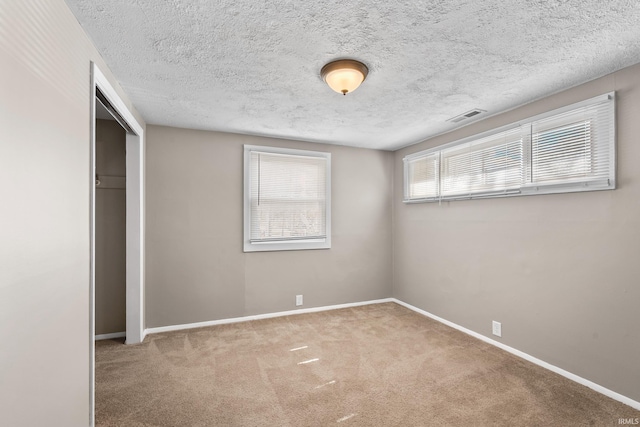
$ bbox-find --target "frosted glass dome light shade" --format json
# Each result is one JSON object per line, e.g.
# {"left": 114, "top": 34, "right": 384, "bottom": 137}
{"left": 321, "top": 59, "right": 369, "bottom": 95}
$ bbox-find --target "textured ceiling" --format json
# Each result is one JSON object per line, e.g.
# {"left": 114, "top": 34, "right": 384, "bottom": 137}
{"left": 66, "top": 0, "right": 640, "bottom": 150}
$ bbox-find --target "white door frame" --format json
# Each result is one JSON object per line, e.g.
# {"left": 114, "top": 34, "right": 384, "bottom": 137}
{"left": 90, "top": 62, "right": 145, "bottom": 425}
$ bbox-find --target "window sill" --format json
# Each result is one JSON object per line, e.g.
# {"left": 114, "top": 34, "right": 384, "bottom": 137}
{"left": 243, "top": 239, "right": 331, "bottom": 253}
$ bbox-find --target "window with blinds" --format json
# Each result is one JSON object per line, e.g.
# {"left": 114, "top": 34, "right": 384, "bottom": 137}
{"left": 440, "top": 128, "right": 523, "bottom": 198}
{"left": 403, "top": 92, "right": 615, "bottom": 203}
{"left": 244, "top": 145, "right": 331, "bottom": 252}
{"left": 405, "top": 153, "right": 439, "bottom": 201}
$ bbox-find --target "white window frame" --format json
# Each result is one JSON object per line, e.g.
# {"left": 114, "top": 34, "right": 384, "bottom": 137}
{"left": 243, "top": 145, "right": 331, "bottom": 252}
{"left": 404, "top": 92, "right": 616, "bottom": 203}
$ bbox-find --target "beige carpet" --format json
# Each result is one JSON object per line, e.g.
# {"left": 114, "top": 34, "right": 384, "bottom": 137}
{"left": 95, "top": 303, "right": 639, "bottom": 426}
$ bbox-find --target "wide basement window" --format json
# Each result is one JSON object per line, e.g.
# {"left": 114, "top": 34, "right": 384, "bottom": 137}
{"left": 440, "top": 127, "right": 523, "bottom": 198}
{"left": 244, "top": 145, "right": 331, "bottom": 252}
{"left": 404, "top": 92, "right": 615, "bottom": 203}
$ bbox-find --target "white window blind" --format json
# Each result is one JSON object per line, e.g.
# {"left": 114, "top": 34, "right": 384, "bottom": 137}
{"left": 405, "top": 153, "right": 439, "bottom": 201}
{"left": 403, "top": 92, "right": 615, "bottom": 203}
{"left": 244, "top": 146, "right": 331, "bottom": 252}
{"left": 527, "top": 97, "right": 614, "bottom": 189}
{"left": 440, "top": 128, "right": 523, "bottom": 198}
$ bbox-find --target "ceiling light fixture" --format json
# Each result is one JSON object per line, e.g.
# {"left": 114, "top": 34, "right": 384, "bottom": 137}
{"left": 321, "top": 59, "right": 369, "bottom": 96}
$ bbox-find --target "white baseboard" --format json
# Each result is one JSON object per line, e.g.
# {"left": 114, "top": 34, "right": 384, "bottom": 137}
{"left": 145, "top": 298, "right": 395, "bottom": 335}
{"left": 391, "top": 298, "right": 640, "bottom": 411}
{"left": 140, "top": 297, "right": 639, "bottom": 411}
{"left": 95, "top": 332, "right": 126, "bottom": 341}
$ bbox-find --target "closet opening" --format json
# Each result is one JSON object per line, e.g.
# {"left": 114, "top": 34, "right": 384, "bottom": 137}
{"left": 90, "top": 62, "right": 145, "bottom": 426}
{"left": 94, "top": 96, "right": 128, "bottom": 341}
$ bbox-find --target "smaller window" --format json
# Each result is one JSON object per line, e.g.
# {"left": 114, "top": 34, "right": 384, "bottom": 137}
{"left": 244, "top": 145, "right": 331, "bottom": 252}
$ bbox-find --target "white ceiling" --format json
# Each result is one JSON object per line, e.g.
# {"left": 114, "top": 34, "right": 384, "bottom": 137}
{"left": 66, "top": 0, "right": 640, "bottom": 151}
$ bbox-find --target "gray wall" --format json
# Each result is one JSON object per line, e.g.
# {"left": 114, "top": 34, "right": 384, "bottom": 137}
{"left": 95, "top": 119, "right": 127, "bottom": 335}
{"left": 0, "top": 1, "right": 144, "bottom": 425}
{"left": 393, "top": 63, "right": 640, "bottom": 402}
{"left": 145, "top": 126, "right": 394, "bottom": 328}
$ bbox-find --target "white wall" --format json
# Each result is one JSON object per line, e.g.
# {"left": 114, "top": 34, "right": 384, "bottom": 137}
{"left": 0, "top": 1, "right": 144, "bottom": 425}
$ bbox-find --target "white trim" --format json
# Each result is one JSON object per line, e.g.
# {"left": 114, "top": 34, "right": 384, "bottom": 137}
{"left": 125, "top": 130, "right": 145, "bottom": 345}
{"left": 145, "top": 298, "right": 394, "bottom": 335}
{"left": 391, "top": 298, "right": 640, "bottom": 411}
{"left": 93, "top": 68, "right": 143, "bottom": 136}
{"left": 245, "top": 144, "right": 329, "bottom": 158}
{"left": 95, "top": 332, "right": 126, "bottom": 341}
{"left": 89, "top": 68, "right": 97, "bottom": 427}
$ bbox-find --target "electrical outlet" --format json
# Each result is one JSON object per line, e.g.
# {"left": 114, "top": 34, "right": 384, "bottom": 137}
{"left": 492, "top": 321, "right": 502, "bottom": 337}
{"left": 296, "top": 295, "right": 303, "bottom": 306}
